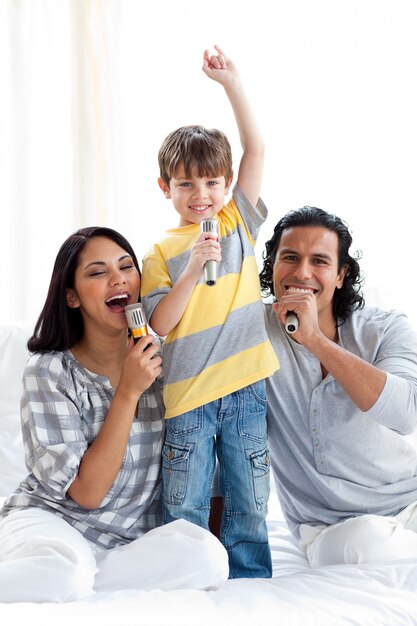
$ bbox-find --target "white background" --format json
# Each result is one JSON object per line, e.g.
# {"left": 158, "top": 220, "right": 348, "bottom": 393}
{"left": 1, "top": 0, "right": 416, "bottom": 328}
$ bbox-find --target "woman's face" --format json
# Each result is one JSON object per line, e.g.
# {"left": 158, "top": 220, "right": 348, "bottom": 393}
{"left": 66, "top": 236, "right": 140, "bottom": 336}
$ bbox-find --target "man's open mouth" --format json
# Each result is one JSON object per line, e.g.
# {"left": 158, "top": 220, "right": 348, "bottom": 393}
{"left": 285, "top": 286, "right": 318, "bottom": 294}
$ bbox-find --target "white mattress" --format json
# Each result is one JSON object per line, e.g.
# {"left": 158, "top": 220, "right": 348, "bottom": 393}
{"left": 1, "top": 324, "right": 417, "bottom": 624}
{"left": 1, "top": 491, "right": 417, "bottom": 626}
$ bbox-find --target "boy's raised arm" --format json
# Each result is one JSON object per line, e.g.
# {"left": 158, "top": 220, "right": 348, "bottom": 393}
{"left": 202, "top": 45, "right": 264, "bottom": 208}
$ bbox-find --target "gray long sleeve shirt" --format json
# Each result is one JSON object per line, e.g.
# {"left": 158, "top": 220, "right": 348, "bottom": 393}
{"left": 265, "top": 304, "right": 417, "bottom": 539}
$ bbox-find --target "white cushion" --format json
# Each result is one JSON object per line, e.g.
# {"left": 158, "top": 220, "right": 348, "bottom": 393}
{"left": 0, "top": 322, "right": 33, "bottom": 496}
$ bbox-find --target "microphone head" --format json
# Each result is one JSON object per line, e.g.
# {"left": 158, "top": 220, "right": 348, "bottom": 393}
{"left": 125, "top": 303, "right": 148, "bottom": 342}
{"left": 200, "top": 218, "right": 218, "bottom": 235}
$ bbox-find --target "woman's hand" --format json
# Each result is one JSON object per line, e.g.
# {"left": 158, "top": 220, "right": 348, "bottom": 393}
{"left": 119, "top": 334, "right": 162, "bottom": 397}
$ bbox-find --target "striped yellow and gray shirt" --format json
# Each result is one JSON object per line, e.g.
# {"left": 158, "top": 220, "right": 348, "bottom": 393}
{"left": 141, "top": 185, "right": 279, "bottom": 419}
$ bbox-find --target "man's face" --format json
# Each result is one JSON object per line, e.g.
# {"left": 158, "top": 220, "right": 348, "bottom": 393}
{"left": 273, "top": 225, "right": 347, "bottom": 322}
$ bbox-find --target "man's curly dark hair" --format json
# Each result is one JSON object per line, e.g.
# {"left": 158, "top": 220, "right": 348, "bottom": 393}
{"left": 259, "top": 206, "right": 365, "bottom": 324}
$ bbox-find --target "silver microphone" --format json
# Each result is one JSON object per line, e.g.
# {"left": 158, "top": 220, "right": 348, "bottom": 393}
{"left": 200, "top": 218, "right": 218, "bottom": 286}
{"left": 125, "top": 303, "right": 149, "bottom": 344}
{"left": 125, "top": 303, "right": 162, "bottom": 381}
{"left": 285, "top": 313, "right": 299, "bottom": 334}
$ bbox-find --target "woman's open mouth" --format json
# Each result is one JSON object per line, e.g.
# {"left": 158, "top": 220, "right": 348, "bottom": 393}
{"left": 105, "top": 293, "right": 130, "bottom": 312}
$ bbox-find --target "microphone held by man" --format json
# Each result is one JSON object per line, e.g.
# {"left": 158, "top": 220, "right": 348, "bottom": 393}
{"left": 285, "top": 312, "right": 299, "bottom": 334}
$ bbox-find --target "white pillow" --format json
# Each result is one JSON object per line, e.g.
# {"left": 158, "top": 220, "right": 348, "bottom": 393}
{"left": 0, "top": 322, "right": 33, "bottom": 496}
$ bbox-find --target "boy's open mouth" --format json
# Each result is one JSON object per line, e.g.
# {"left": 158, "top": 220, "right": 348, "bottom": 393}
{"left": 189, "top": 205, "right": 211, "bottom": 212}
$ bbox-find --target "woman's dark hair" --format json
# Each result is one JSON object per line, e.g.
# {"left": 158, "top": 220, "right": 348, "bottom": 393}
{"left": 28, "top": 226, "right": 140, "bottom": 353}
{"left": 259, "top": 206, "right": 364, "bottom": 324}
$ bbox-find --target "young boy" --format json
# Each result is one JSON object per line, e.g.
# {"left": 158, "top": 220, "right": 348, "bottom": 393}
{"left": 141, "top": 46, "right": 279, "bottom": 578}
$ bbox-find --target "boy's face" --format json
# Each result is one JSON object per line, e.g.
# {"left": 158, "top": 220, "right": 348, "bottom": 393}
{"left": 158, "top": 164, "right": 232, "bottom": 226}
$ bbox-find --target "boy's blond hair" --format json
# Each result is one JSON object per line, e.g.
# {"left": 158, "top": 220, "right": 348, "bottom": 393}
{"left": 158, "top": 125, "right": 233, "bottom": 186}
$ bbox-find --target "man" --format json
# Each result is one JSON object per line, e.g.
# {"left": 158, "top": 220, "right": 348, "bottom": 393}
{"left": 260, "top": 206, "right": 417, "bottom": 567}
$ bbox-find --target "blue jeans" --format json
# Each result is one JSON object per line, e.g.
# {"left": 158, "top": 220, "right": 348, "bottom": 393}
{"left": 162, "top": 380, "right": 272, "bottom": 578}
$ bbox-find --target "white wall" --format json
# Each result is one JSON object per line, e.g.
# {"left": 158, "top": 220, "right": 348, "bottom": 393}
{"left": 1, "top": 0, "right": 416, "bottom": 328}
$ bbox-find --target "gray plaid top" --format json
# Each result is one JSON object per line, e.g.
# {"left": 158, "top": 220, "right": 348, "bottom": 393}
{"left": 0, "top": 350, "right": 164, "bottom": 550}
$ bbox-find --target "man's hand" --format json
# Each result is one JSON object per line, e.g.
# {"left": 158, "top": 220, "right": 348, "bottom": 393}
{"left": 273, "top": 288, "right": 322, "bottom": 346}
{"left": 273, "top": 289, "right": 387, "bottom": 411}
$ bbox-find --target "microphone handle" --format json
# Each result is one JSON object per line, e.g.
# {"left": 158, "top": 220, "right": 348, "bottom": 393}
{"left": 204, "top": 260, "right": 217, "bottom": 286}
{"left": 285, "top": 312, "right": 299, "bottom": 334}
{"left": 200, "top": 218, "right": 218, "bottom": 287}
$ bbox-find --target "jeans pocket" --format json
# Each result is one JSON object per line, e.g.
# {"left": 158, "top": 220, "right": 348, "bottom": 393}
{"left": 238, "top": 382, "right": 267, "bottom": 443}
{"left": 162, "top": 441, "right": 192, "bottom": 505}
{"left": 166, "top": 406, "right": 203, "bottom": 437}
{"left": 247, "top": 379, "right": 267, "bottom": 410}
{"left": 250, "top": 446, "right": 271, "bottom": 512}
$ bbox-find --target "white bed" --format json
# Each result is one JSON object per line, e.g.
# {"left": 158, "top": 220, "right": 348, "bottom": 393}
{"left": 1, "top": 322, "right": 417, "bottom": 626}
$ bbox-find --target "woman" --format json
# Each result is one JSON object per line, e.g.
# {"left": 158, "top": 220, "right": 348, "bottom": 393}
{"left": 0, "top": 227, "right": 228, "bottom": 603}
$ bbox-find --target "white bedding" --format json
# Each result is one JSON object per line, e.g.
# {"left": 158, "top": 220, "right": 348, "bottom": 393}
{"left": 2, "top": 501, "right": 417, "bottom": 626}
{"left": 1, "top": 322, "right": 417, "bottom": 625}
